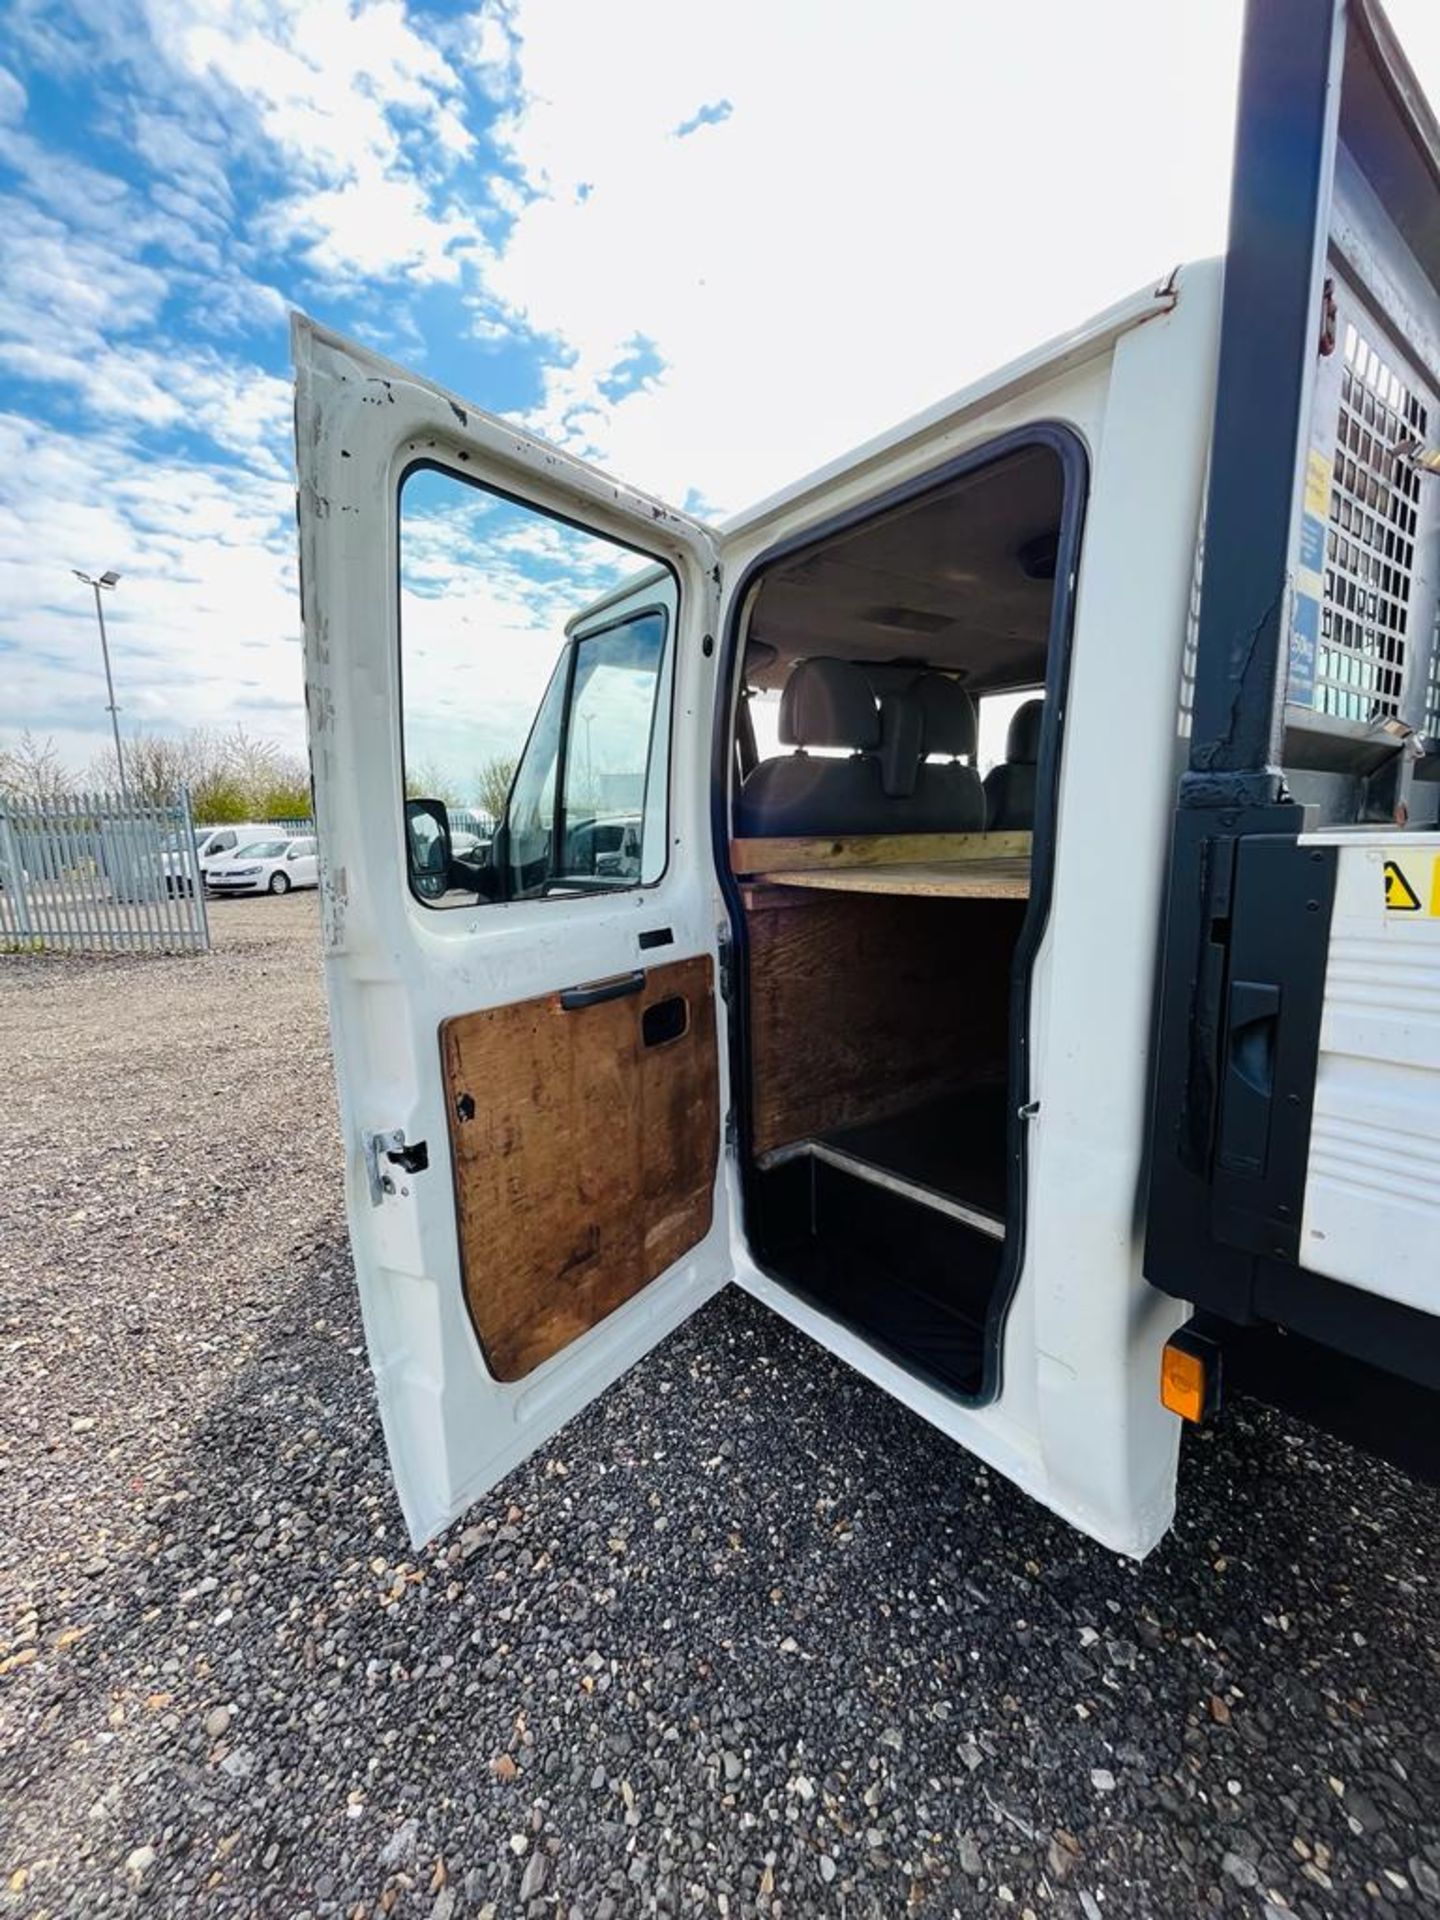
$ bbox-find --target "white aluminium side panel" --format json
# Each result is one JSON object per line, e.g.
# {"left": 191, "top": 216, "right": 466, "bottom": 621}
{"left": 1299, "top": 832, "right": 1440, "bottom": 1312}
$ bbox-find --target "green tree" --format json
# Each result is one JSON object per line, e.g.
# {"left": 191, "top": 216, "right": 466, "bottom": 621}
{"left": 190, "top": 775, "right": 252, "bottom": 824}
{"left": 256, "top": 772, "right": 313, "bottom": 821}
{"left": 85, "top": 725, "right": 311, "bottom": 822}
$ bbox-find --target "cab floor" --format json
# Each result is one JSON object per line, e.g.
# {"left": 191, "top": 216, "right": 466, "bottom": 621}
{"left": 819, "top": 1082, "right": 1010, "bottom": 1220}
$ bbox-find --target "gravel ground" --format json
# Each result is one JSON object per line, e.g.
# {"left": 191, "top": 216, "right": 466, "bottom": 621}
{"left": 3, "top": 893, "right": 1440, "bottom": 1920}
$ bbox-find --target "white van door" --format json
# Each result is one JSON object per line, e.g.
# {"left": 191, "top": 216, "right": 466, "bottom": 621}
{"left": 292, "top": 317, "right": 732, "bottom": 1545}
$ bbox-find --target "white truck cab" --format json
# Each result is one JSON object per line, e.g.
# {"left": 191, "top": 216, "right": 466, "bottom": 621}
{"left": 292, "top": 0, "right": 1440, "bottom": 1555}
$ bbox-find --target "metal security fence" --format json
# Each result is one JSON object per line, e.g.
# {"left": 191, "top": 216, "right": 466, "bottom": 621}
{"left": 0, "top": 792, "right": 210, "bottom": 953}
{"left": 450, "top": 807, "right": 497, "bottom": 839}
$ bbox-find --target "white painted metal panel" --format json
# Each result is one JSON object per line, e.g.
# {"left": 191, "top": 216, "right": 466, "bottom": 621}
{"left": 729, "top": 260, "right": 1225, "bottom": 1558}
{"left": 1300, "top": 831, "right": 1440, "bottom": 1311}
{"left": 292, "top": 317, "right": 734, "bottom": 1546}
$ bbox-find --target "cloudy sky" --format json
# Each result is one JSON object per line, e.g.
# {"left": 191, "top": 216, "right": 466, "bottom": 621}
{"left": 4, "top": 0, "right": 1440, "bottom": 782}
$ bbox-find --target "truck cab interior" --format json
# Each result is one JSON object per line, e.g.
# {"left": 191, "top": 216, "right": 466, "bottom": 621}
{"left": 722, "top": 434, "right": 1081, "bottom": 1401}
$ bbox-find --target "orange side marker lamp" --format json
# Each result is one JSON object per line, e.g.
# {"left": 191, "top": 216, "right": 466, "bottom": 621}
{"left": 1161, "top": 1326, "right": 1222, "bottom": 1425}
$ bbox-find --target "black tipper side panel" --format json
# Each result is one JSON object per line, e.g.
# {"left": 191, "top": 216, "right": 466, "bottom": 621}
{"left": 1147, "top": 828, "right": 1337, "bottom": 1317}
{"left": 1145, "top": 0, "right": 1440, "bottom": 1376}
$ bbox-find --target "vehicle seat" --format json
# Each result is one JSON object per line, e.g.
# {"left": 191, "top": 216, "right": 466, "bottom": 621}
{"left": 734, "top": 658, "right": 891, "bottom": 836}
{"left": 983, "top": 698, "right": 1043, "bottom": 831}
{"left": 902, "top": 673, "right": 986, "bottom": 833}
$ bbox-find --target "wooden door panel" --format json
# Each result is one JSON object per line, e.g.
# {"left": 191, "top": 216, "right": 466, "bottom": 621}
{"left": 440, "top": 954, "right": 720, "bottom": 1382}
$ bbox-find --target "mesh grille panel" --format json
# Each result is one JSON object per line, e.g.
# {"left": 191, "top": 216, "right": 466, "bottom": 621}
{"left": 1317, "top": 322, "right": 1428, "bottom": 722}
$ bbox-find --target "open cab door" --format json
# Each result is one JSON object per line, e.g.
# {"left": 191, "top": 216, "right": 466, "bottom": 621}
{"left": 293, "top": 318, "right": 731, "bottom": 1543}
{"left": 1146, "top": 0, "right": 1440, "bottom": 1471}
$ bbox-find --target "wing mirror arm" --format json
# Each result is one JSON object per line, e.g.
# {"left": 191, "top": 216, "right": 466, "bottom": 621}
{"left": 490, "top": 819, "right": 510, "bottom": 898}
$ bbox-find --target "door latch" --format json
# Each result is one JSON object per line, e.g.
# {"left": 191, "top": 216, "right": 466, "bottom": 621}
{"left": 363, "top": 1128, "right": 429, "bottom": 1205}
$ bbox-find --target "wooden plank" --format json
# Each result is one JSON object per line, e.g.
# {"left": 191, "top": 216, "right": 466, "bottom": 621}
{"left": 440, "top": 954, "right": 720, "bottom": 1383}
{"left": 745, "top": 890, "right": 1023, "bottom": 1158}
{"left": 764, "top": 859, "right": 1030, "bottom": 900}
{"left": 730, "top": 830, "right": 1031, "bottom": 876}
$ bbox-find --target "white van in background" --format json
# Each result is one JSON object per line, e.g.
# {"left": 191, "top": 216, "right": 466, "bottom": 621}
{"left": 195, "top": 824, "right": 273, "bottom": 871}
{"left": 158, "top": 824, "right": 273, "bottom": 897}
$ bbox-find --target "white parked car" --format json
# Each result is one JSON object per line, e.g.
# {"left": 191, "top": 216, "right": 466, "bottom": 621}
{"left": 206, "top": 835, "right": 319, "bottom": 896}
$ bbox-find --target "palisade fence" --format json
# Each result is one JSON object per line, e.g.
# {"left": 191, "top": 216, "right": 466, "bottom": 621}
{"left": 0, "top": 791, "right": 211, "bottom": 954}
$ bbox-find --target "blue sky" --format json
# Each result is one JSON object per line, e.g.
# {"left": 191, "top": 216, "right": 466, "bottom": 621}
{"left": 4, "top": 0, "right": 1439, "bottom": 778}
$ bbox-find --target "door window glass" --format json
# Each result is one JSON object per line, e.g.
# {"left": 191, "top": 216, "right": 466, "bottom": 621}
{"left": 557, "top": 614, "right": 668, "bottom": 889}
{"left": 399, "top": 465, "right": 676, "bottom": 909}
{"left": 977, "top": 690, "right": 1041, "bottom": 776}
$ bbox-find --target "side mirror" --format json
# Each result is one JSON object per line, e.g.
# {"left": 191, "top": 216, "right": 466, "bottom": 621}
{"left": 405, "top": 798, "right": 453, "bottom": 901}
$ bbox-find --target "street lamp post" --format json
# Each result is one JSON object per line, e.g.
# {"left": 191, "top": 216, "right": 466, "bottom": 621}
{"left": 72, "top": 569, "right": 125, "bottom": 796}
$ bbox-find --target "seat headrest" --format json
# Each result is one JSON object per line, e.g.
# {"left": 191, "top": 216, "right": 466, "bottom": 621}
{"left": 877, "top": 691, "right": 922, "bottom": 798}
{"left": 1006, "top": 697, "right": 1045, "bottom": 766}
{"left": 779, "top": 658, "right": 879, "bottom": 750}
{"left": 914, "top": 673, "right": 977, "bottom": 759}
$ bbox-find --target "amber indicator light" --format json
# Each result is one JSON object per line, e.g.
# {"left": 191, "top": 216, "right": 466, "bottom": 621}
{"left": 1161, "top": 1341, "right": 1207, "bottom": 1424}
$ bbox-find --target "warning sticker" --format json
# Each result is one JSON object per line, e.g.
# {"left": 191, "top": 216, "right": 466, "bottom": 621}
{"left": 1384, "top": 859, "right": 1423, "bottom": 912}
{"left": 1305, "top": 448, "right": 1333, "bottom": 521}
{"left": 1382, "top": 853, "right": 1440, "bottom": 916}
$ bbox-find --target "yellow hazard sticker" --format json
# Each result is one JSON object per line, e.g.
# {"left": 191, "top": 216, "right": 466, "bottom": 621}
{"left": 1382, "top": 853, "right": 1440, "bottom": 914}
{"left": 1385, "top": 859, "right": 1421, "bottom": 911}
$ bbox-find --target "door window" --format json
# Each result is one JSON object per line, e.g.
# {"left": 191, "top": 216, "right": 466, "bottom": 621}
{"left": 398, "top": 465, "right": 675, "bottom": 909}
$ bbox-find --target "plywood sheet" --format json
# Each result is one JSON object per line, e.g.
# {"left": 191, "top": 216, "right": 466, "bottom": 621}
{"left": 441, "top": 954, "right": 719, "bottom": 1382}
{"left": 762, "top": 859, "right": 1030, "bottom": 900}
{"left": 730, "top": 830, "right": 1030, "bottom": 876}
{"left": 745, "top": 890, "right": 1022, "bottom": 1158}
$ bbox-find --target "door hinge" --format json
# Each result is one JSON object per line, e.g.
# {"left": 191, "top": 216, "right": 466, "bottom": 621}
{"left": 363, "top": 1128, "right": 429, "bottom": 1205}
{"left": 724, "top": 1109, "right": 738, "bottom": 1152}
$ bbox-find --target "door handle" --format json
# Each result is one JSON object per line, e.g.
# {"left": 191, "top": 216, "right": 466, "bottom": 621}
{"left": 560, "top": 969, "right": 646, "bottom": 1011}
{"left": 1215, "top": 978, "right": 1281, "bottom": 1175}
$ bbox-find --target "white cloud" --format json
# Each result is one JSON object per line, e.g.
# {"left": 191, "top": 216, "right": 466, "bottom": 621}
{"left": 473, "top": 0, "right": 1252, "bottom": 511}
{"left": 0, "top": 410, "right": 300, "bottom": 771}
{"left": 0, "top": 67, "right": 26, "bottom": 125}
{"left": 127, "top": 108, "right": 237, "bottom": 230}
{"left": 160, "top": 0, "right": 486, "bottom": 286}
